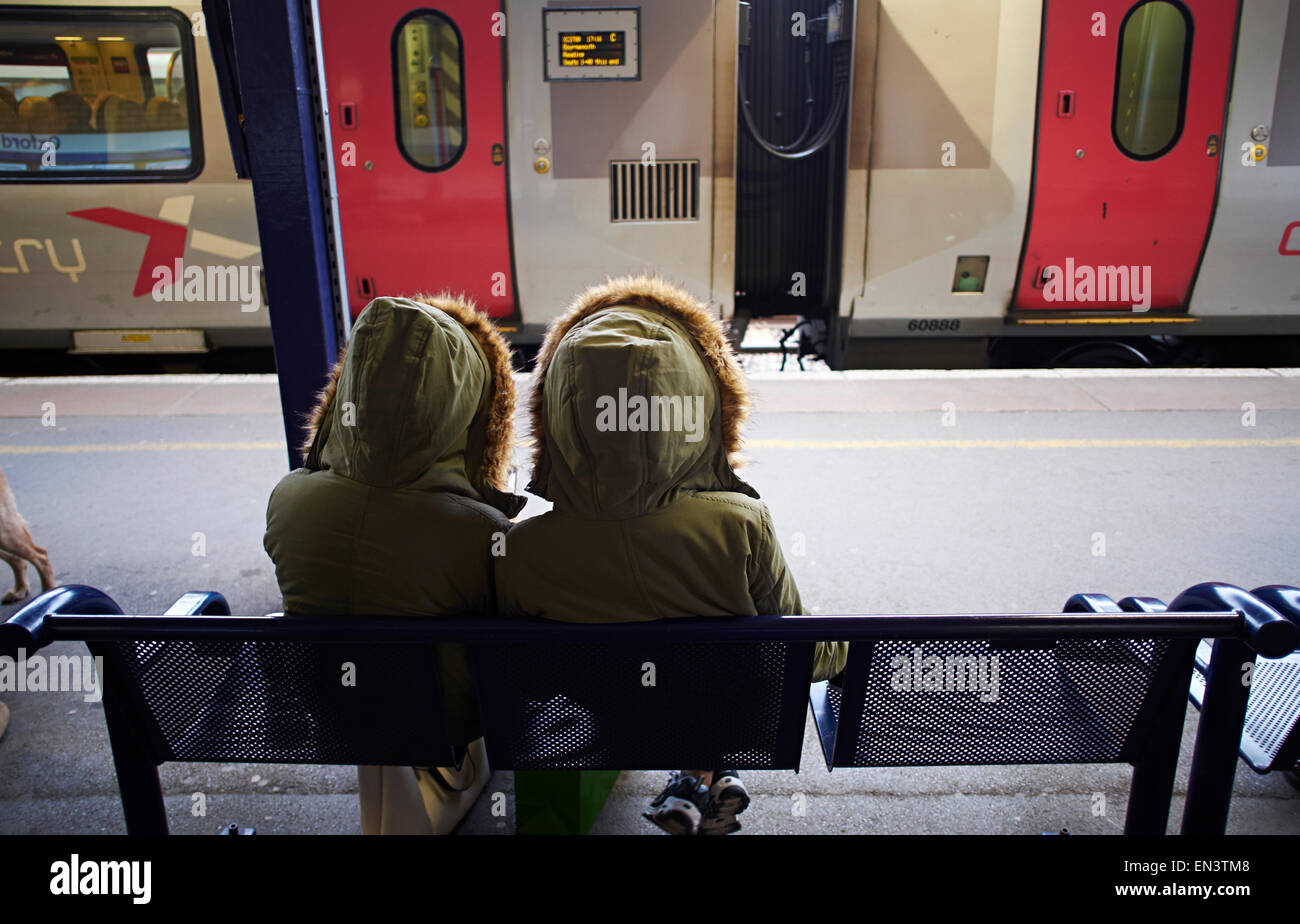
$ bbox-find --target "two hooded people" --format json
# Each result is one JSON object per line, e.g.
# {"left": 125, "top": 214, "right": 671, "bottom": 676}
{"left": 264, "top": 276, "right": 847, "bottom": 834}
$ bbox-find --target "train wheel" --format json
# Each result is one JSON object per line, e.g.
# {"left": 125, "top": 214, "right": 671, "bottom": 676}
{"left": 988, "top": 336, "right": 1164, "bottom": 369}
{"left": 1046, "top": 340, "right": 1154, "bottom": 368}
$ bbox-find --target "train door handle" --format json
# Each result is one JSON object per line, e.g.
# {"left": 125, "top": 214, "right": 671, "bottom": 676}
{"left": 1057, "top": 90, "right": 1074, "bottom": 118}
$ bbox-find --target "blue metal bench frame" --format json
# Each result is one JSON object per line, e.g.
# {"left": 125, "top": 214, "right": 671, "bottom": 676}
{"left": 2, "top": 582, "right": 1295, "bottom": 835}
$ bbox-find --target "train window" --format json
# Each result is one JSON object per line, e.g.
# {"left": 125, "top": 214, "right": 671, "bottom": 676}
{"left": 1112, "top": 0, "right": 1192, "bottom": 160}
{"left": 0, "top": 8, "right": 201, "bottom": 181}
{"left": 392, "top": 11, "right": 465, "bottom": 171}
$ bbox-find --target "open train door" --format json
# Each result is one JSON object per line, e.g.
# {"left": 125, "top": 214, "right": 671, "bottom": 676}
{"left": 1014, "top": 0, "right": 1238, "bottom": 312}
{"left": 316, "top": 1, "right": 514, "bottom": 318}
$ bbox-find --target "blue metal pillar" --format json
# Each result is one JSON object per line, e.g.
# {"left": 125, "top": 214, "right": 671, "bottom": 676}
{"left": 204, "top": 0, "right": 340, "bottom": 468}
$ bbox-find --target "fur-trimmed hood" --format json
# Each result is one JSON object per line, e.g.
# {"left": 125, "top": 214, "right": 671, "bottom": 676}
{"left": 527, "top": 275, "right": 757, "bottom": 517}
{"left": 301, "top": 294, "right": 523, "bottom": 516}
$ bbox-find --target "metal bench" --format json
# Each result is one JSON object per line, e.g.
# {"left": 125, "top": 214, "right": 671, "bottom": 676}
{"left": 1187, "top": 586, "right": 1300, "bottom": 777}
{"left": 2, "top": 582, "right": 1295, "bottom": 835}
{"left": 810, "top": 584, "right": 1298, "bottom": 835}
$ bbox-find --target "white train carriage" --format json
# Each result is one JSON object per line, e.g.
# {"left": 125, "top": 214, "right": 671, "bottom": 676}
{"left": 1, "top": 0, "right": 1297, "bottom": 368}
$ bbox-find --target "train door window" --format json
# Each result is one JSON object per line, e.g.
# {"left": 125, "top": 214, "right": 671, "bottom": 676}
{"left": 392, "top": 11, "right": 465, "bottom": 171}
{"left": 0, "top": 8, "right": 201, "bottom": 181}
{"left": 1112, "top": 0, "right": 1192, "bottom": 159}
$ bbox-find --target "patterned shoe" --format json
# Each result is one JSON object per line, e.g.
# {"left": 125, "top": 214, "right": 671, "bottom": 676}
{"left": 644, "top": 771, "right": 707, "bottom": 835}
{"left": 698, "top": 770, "right": 750, "bottom": 835}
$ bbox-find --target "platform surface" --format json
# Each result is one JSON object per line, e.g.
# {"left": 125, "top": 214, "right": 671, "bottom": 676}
{"left": 1, "top": 368, "right": 1297, "bottom": 834}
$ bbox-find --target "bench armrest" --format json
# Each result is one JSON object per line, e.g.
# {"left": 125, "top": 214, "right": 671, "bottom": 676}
{"left": 0, "top": 585, "right": 123, "bottom": 657}
{"left": 1168, "top": 583, "right": 1299, "bottom": 658}
{"left": 1251, "top": 586, "right": 1300, "bottom": 637}
{"left": 163, "top": 592, "right": 232, "bottom": 617}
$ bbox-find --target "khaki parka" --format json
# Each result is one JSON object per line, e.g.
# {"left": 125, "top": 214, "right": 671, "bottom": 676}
{"left": 263, "top": 294, "right": 524, "bottom": 750}
{"left": 497, "top": 276, "right": 847, "bottom": 681}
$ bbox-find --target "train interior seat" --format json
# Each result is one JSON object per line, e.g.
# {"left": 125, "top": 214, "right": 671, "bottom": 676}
{"left": 48, "top": 90, "right": 92, "bottom": 133}
{"left": 17, "top": 95, "right": 58, "bottom": 133}
{"left": 145, "top": 95, "right": 185, "bottom": 130}
{"left": 0, "top": 98, "right": 18, "bottom": 133}
{"left": 92, "top": 93, "right": 146, "bottom": 134}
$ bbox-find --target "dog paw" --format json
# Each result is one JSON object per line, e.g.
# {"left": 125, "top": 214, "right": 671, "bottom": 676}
{"left": 2, "top": 589, "right": 29, "bottom": 604}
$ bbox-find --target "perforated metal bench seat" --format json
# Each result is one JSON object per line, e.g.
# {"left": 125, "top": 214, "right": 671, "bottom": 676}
{"left": 1187, "top": 586, "right": 1300, "bottom": 774}
{"left": 2, "top": 582, "right": 1295, "bottom": 835}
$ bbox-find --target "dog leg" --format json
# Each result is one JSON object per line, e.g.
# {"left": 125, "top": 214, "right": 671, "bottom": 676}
{"left": 0, "top": 466, "right": 56, "bottom": 601}
{"left": 0, "top": 549, "right": 30, "bottom": 605}
{"left": 28, "top": 543, "right": 55, "bottom": 593}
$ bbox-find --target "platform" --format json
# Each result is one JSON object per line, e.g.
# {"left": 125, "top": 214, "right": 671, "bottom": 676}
{"left": 1, "top": 368, "right": 1298, "bottom": 834}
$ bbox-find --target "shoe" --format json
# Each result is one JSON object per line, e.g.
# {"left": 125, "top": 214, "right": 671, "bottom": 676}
{"left": 698, "top": 770, "right": 749, "bottom": 835}
{"left": 644, "top": 771, "right": 707, "bottom": 835}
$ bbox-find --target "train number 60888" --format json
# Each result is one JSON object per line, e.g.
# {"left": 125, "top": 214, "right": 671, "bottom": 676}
{"left": 907, "top": 319, "right": 962, "bottom": 332}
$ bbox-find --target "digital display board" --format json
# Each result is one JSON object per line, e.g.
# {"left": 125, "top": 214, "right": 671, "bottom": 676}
{"left": 543, "top": 8, "right": 640, "bottom": 81}
{"left": 558, "top": 31, "right": 626, "bottom": 68}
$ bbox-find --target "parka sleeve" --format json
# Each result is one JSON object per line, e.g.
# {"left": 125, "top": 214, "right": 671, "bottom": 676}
{"left": 749, "top": 505, "right": 848, "bottom": 683}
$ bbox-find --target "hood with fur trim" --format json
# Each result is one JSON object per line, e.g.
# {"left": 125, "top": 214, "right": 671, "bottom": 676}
{"left": 302, "top": 294, "right": 523, "bottom": 517}
{"left": 527, "top": 275, "right": 757, "bottom": 518}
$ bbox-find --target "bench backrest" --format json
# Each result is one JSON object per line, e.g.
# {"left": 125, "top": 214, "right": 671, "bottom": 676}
{"left": 813, "top": 635, "right": 1188, "bottom": 769}
{"left": 93, "top": 639, "right": 457, "bottom": 767}
{"left": 471, "top": 639, "right": 815, "bottom": 770}
{"left": 99, "top": 635, "right": 817, "bottom": 772}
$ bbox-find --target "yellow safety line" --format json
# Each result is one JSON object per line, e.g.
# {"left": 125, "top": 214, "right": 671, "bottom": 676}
{"left": 0, "top": 441, "right": 284, "bottom": 454}
{"left": 746, "top": 437, "right": 1300, "bottom": 450}
{"left": 3, "top": 437, "right": 1299, "bottom": 454}
{"left": 1013, "top": 317, "right": 1199, "bottom": 324}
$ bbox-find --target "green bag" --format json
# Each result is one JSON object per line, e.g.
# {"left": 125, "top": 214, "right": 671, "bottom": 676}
{"left": 514, "top": 770, "right": 621, "bottom": 835}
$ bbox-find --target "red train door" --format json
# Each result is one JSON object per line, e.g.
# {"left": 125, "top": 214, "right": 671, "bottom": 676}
{"left": 317, "top": 1, "right": 513, "bottom": 318}
{"left": 1014, "top": 0, "right": 1238, "bottom": 311}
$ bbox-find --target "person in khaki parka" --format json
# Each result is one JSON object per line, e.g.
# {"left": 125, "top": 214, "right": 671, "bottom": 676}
{"left": 264, "top": 294, "right": 524, "bottom": 835}
{"left": 496, "top": 275, "right": 847, "bottom": 835}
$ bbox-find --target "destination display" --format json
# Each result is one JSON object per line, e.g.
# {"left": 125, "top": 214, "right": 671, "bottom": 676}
{"left": 558, "top": 31, "right": 626, "bottom": 68}
{"left": 543, "top": 8, "right": 640, "bottom": 81}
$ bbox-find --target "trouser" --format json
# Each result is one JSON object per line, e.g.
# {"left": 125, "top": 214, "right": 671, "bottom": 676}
{"left": 358, "top": 737, "right": 490, "bottom": 835}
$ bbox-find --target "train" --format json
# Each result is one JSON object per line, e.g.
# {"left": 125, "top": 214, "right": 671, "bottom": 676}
{"left": 1, "top": 0, "right": 1298, "bottom": 369}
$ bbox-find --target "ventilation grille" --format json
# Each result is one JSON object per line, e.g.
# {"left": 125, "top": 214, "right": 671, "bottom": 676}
{"left": 609, "top": 160, "right": 700, "bottom": 222}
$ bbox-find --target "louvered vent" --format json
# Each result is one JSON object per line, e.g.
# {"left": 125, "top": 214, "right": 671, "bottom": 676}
{"left": 609, "top": 160, "right": 700, "bottom": 222}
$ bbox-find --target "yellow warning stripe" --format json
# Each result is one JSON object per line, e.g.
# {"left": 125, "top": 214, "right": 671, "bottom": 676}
{"left": 1013, "top": 316, "right": 1199, "bottom": 325}
{"left": 3, "top": 437, "right": 1299, "bottom": 454}
{"left": 0, "top": 441, "right": 283, "bottom": 454}
{"left": 746, "top": 437, "right": 1300, "bottom": 450}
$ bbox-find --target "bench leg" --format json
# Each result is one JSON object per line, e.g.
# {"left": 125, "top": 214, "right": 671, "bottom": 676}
{"left": 514, "top": 770, "right": 620, "bottom": 835}
{"left": 1125, "top": 639, "right": 1196, "bottom": 835}
{"left": 1181, "top": 638, "right": 1252, "bottom": 835}
{"left": 97, "top": 651, "right": 169, "bottom": 835}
